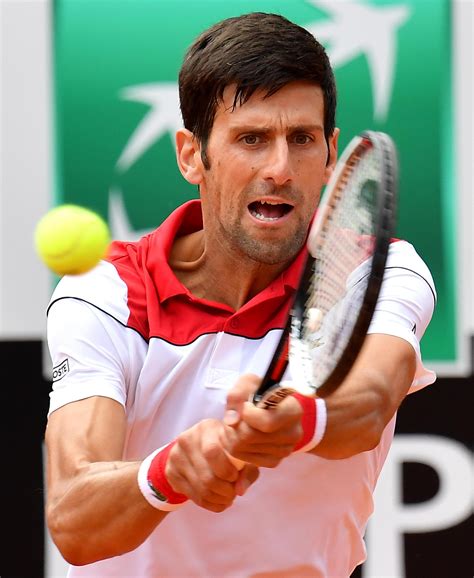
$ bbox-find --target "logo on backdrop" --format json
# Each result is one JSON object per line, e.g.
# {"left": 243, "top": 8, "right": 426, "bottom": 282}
{"left": 55, "top": 0, "right": 456, "bottom": 365}
{"left": 305, "top": 0, "right": 410, "bottom": 121}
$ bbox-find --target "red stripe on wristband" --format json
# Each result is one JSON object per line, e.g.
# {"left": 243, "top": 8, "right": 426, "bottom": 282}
{"left": 147, "top": 441, "right": 188, "bottom": 505}
{"left": 292, "top": 393, "right": 317, "bottom": 451}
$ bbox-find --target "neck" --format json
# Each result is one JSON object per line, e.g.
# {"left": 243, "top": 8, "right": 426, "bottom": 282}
{"left": 169, "top": 230, "right": 290, "bottom": 310}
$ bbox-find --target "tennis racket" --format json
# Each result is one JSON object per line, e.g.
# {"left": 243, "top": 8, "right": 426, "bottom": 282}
{"left": 252, "top": 130, "right": 398, "bottom": 409}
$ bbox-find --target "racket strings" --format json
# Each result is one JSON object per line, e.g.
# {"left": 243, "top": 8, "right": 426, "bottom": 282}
{"left": 303, "top": 143, "right": 381, "bottom": 387}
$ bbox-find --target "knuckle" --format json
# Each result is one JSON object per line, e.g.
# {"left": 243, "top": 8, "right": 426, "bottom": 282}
{"left": 168, "top": 445, "right": 186, "bottom": 471}
{"left": 200, "top": 487, "right": 217, "bottom": 502}
{"left": 222, "top": 459, "right": 239, "bottom": 481}
{"left": 198, "top": 494, "right": 234, "bottom": 513}
{"left": 195, "top": 495, "right": 217, "bottom": 510}
{"left": 199, "top": 471, "right": 216, "bottom": 488}
{"left": 165, "top": 469, "right": 181, "bottom": 489}
{"left": 191, "top": 495, "right": 204, "bottom": 508}
{"left": 202, "top": 441, "right": 222, "bottom": 461}
{"left": 175, "top": 431, "right": 192, "bottom": 454}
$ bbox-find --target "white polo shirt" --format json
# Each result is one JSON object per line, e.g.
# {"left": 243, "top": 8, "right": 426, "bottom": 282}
{"left": 47, "top": 200, "right": 436, "bottom": 578}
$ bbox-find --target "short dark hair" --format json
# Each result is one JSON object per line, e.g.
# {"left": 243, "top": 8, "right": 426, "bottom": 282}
{"left": 179, "top": 12, "right": 337, "bottom": 166}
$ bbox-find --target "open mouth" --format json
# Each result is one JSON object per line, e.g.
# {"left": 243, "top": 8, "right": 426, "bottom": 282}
{"left": 248, "top": 200, "right": 293, "bottom": 222}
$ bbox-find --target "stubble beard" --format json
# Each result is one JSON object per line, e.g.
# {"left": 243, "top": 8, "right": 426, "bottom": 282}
{"left": 224, "top": 214, "right": 308, "bottom": 265}
{"left": 203, "top": 167, "right": 314, "bottom": 265}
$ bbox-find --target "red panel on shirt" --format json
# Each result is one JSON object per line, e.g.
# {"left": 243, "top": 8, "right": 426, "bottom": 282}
{"left": 106, "top": 201, "right": 305, "bottom": 344}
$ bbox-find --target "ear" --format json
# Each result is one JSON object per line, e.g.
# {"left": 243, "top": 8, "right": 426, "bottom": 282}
{"left": 176, "top": 128, "right": 204, "bottom": 185}
{"left": 323, "top": 128, "right": 340, "bottom": 184}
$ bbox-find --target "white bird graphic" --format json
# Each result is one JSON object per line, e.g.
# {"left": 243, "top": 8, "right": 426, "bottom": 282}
{"left": 116, "top": 83, "right": 181, "bottom": 172}
{"left": 305, "top": 0, "right": 410, "bottom": 120}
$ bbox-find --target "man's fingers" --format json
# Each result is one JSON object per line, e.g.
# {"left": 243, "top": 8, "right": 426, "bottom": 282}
{"left": 173, "top": 472, "right": 237, "bottom": 513}
{"left": 165, "top": 419, "right": 261, "bottom": 513}
{"left": 201, "top": 438, "right": 239, "bottom": 482}
{"left": 229, "top": 445, "right": 296, "bottom": 468}
{"left": 225, "top": 373, "right": 262, "bottom": 421}
{"left": 240, "top": 395, "right": 302, "bottom": 432}
{"left": 168, "top": 442, "right": 238, "bottom": 506}
{"left": 222, "top": 399, "right": 304, "bottom": 468}
{"left": 235, "top": 464, "right": 260, "bottom": 496}
{"left": 226, "top": 421, "right": 302, "bottom": 446}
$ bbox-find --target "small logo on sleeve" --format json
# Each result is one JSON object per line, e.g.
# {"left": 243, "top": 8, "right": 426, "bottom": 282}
{"left": 52, "top": 359, "right": 70, "bottom": 382}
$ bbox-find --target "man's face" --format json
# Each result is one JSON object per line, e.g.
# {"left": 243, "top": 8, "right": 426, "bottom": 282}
{"left": 182, "top": 81, "right": 338, "bottom": 265}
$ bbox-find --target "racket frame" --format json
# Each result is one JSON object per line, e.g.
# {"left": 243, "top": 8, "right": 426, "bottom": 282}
{"left": 253, "top": 130, "right": 398, "bottom": 406}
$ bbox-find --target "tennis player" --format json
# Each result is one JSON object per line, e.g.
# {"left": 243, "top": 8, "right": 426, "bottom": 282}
{"left": 45, "top": 12, "right": 436, "bottom": 577}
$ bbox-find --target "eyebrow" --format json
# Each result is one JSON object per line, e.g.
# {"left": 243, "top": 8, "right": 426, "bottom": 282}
{"left": 229, "top": 124, "right": 324, "bottom": 135}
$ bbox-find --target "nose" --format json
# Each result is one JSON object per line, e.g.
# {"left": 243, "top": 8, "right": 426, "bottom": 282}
{"left": 261, "top": 139, "right": 293, "bottom": 186}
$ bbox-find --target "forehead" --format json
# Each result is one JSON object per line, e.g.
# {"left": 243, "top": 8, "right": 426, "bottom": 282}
{"left": 213, "top": 81, "right": 325, "bottom": 132}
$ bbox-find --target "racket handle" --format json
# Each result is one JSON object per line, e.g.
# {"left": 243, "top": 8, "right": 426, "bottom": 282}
{"left": 254, "top": 383, "right": 297, "bottom": 408}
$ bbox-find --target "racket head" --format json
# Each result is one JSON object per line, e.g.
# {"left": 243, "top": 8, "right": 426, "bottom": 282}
{"left": 292, "top": 130, "right": 398, "bottom": 395}
{"left": 254, "top": 131, "right": 398, "bottom": 405}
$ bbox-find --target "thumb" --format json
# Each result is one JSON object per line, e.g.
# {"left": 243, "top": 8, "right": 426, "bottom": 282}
{"left": 235, "top": 464, "right": 260, "bottom": 496}
{"left": 224, "top": 373, "right": 262, "bottom": 426}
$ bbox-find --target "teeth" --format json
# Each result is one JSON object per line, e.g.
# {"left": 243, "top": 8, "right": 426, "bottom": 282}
{"left": 250, "top": 210, "right": 279, "bottom": 221}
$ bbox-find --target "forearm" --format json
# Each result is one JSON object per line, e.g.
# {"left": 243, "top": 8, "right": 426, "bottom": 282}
{"left": 47, "top": 460, "right": 166, "bottom": 566}
{"left": 46, "top": 414, "right": 259, "bottom": 566}
{"left": 310, "top": 337, "right": 416, "bottom": 459}
{"left": 312, "top": 375, "right": 394, "bottom": 459}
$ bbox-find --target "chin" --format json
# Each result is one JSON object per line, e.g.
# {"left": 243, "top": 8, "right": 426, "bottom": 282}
{"left": 241, "top": 240, "right": 303, "bottom": 266}
{"left": 228, "top": 221, "right": 306, "bottom": 265}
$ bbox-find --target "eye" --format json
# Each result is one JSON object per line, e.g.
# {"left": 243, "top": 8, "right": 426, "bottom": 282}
{"left": 240, "top": 134, "right": 262, "bottom": 145}
{"left": 292, "top": 133, "right": 313, "bottom": 145}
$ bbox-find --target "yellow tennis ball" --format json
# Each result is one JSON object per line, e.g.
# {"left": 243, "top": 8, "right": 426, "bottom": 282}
{"left": 34, "top": 204, "right": 111, "bottom": 275}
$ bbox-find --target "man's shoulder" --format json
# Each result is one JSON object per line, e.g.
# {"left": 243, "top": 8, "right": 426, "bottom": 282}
{"left": 48, "top": 244, "right": 154, "bottom": 339}
{"left": 387, "top": 240, "right": 435, "bottom": 294}
{"left": 48, "top": 260, "right": 134, "bottom": 326}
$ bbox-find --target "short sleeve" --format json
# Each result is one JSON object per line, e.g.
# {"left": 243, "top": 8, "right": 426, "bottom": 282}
{"left": 367, "top": 241, "right": 437, "bottom": 392}
{"left": 47, "top": 297, "right": 145, "bottom": 415}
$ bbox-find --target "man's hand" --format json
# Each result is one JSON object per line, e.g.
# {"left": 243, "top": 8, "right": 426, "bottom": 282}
{"left": 223, "top": 374, "right": 303, "bottom": 467}
{"left": 165, "top": 418, "right": 259, "bottom": 512}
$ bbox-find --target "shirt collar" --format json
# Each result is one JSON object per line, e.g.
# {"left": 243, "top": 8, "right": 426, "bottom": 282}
{"left": 146, "top": 199, "right": 307, "bottom": 305}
